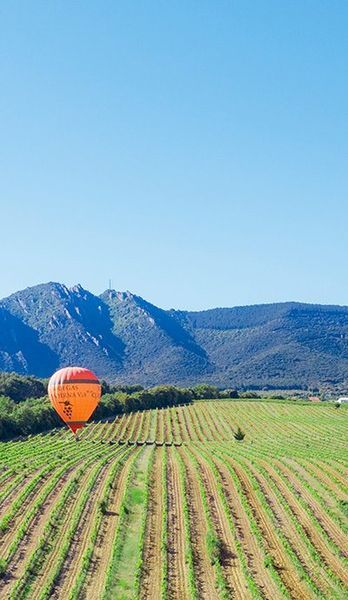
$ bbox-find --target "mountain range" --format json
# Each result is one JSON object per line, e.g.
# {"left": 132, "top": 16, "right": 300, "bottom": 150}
{"left": 1, "top": 282, "right": 348, "bottom": 390}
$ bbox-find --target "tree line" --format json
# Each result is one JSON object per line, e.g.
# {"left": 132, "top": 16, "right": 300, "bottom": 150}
{"left": 0, "top": 372, "right": 242, "bottom": 441}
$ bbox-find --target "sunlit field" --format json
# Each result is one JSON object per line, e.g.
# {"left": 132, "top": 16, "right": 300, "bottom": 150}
{"left": 0, "top": 401, "right": 347, "bottom": 599}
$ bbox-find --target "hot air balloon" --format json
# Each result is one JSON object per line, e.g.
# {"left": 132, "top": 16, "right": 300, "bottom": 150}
{"left": 48, "top": 366, "right": 101, "bottom": 434}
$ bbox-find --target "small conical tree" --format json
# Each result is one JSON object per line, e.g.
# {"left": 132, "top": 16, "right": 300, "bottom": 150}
{"left": 234, "top": 427, "right": 245, "bottom": 441}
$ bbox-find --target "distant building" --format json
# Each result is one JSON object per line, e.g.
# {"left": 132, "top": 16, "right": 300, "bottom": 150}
{"left": 308, "top": 396, "right": 320, "bottom": 403}
{"left": 337, "top": 397, "right": 348, "bottom": 404}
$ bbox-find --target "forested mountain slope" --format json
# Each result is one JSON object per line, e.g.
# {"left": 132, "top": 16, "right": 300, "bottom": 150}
{"left": 1, "top": 282, "right": 348, "bottom": 389}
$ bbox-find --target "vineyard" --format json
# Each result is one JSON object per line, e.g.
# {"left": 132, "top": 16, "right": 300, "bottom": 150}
{"left": 0, "top": 400, "right": 347, "bottom": 599}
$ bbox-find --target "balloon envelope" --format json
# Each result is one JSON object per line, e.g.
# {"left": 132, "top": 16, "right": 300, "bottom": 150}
{"left": 48, "top": 366, "right": 101, "bottom": 433}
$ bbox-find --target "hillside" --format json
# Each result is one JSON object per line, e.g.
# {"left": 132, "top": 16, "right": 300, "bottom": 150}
{"left": 1, "top": 282, "right": 348, "bottom": 389}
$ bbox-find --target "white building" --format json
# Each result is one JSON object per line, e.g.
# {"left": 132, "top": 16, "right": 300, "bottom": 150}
{"left": 337, "top": 397, "right": 348, "bottom": 404}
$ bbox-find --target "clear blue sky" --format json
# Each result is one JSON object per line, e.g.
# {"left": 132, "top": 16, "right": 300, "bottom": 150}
{"left": 1, "top": 1, "right": 347, "bottom": 310}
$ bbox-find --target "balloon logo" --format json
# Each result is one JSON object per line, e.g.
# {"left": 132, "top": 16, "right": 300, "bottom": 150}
{"left": 48, "top": 366, "right": 101, "bottom": 434}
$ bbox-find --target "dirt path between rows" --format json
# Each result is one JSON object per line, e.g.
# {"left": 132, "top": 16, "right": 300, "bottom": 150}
{"left": 274, "top": 459, "right": 348, "bottom": 556}
{"left": 245, "top": 458, "right": 337, "bottom": 598}
{"left": 139, "top": 447, "right": 163, "bottom": 600}
{"left": 0, "top": 469, "right": 52, "bottom": 555}
{"left": 316, "top": 460, "right": 348, "bottom": 487}
{"left": 166, "top": 447, "right": 190, "bottom": 600}
{"left": 301, "top": 459, "right": 348, "bottom": 501}
{"left": 0, "top": 464, "right": 79, "bottom": 597}
{"left": 283, "top": 458, "right": 348, "bottom": 524}
{"left": 208, "top": 450, "right": 280, "bottom": 600}
{"left": 83, "top": 450, "right": 136, "bottom": 599}
{"left": 189, "top": 447, "right": 252, "bottom": 599}
{"left": 262, "top": 460, "right": 348, "bottom": 588}
{"left": 179, "top": 447, "right": 219, "bottom": 600}
{"left": 27, "top": 462, "right": 100, "bottom": 599}
{"left": 50, "top": 458, "right": 115, "bottom": 599}
{"left": 228, "top": 457, "right": 313, "bottom": 600}
{"left": 0, "top": 475, "right": 26, "bottom": 518}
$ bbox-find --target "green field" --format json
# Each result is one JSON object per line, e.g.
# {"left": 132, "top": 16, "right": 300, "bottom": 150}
{"left": 0, "top": 400, "right": 347, "bottom": 599}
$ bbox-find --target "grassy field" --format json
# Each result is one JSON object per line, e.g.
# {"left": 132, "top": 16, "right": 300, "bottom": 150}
{"left": 0, "top": 400, "right": 347, "bottom": 599}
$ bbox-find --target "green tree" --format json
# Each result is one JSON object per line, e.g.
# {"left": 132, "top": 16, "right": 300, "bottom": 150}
{"left": 192, "top": 384, "right": 220, "bottom": 399}
{"left": 0, "top": 373, "right": 46, "bottom": 402}
{"left": 234, "top": 426, "right": 245, "bottom": 441}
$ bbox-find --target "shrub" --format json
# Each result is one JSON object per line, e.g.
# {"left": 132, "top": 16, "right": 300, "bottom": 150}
{"left": 98, "top": 499, "right": 108, "bottom": 514}
{"left": 192, "top": 384, "right": 220, "bottom": 399}
{"left": 234, "top": 427, "right": 245, "bottom": 441}
{"left": 207, "top": 532, "right": 224, "bottom": 565}
{"left": 0, "top": 557, "right": 6, "bottom": 578}
{"left": 0, "top": 373, "right": 46, "bottom": 402}
{"left": 339, "top": 499, "right": 348, "bottom": 516}
{"left": 239, "top": 391, "right": 261, "bottom": 399}
{"left": 220, "top": 389, "right": 239, "bottom": 399}
{"left": 264, "top": 555, "right": 273, "bottom": 569}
